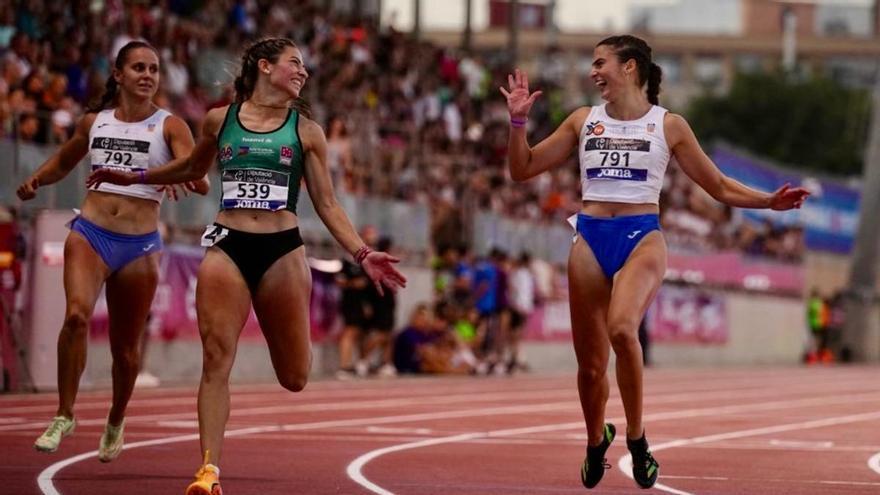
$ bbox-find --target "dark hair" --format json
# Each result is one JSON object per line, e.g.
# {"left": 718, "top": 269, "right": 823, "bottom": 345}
{"left": 87, "top": 41, "right": 159, "bottom": 113}
{"left": 597, "top": 35, "right": 663, "bottom": 105}
{"left": 234, "top": 37, "right": 311, "bottom": 117}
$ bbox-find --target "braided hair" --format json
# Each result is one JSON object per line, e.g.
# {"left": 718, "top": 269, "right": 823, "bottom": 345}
{"left": 234, "top": 37, "right": 311, "bottom": 117}
{"left": 597, "top": 35, "right": 663, "bottom": 105}
{"left": 86, "top": 41, "right": 159, "bottom": 113}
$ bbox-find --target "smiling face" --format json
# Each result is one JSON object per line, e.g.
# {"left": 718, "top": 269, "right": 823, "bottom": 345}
{"left": 262, "top": 46, "right": 308, "bottom": 99}
{"left": 114, "top": 47, "right": 160, "bottom": 100}
{"left": 590, "top": 44, "right": 636, "bottom": 102}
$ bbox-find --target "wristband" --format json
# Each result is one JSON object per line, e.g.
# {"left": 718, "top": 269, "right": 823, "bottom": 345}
{"left": 354, "top": 245, "right": 372, "bottom": 264}
{"left": 510, "top": 117, "right": 527, "bottom": 128}
{"left": 138, "top": 170, "right": 146, "bottom": 184}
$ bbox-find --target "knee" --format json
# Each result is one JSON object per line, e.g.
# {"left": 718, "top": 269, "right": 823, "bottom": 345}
{"left": 61, "top": 309, "right": 89, "bottom": 337}
{"left": 201, "top": 335, "right": 236, "bottom": 379}
{"left": 578, "top": 361, "right": 607, "bottom": 384}
{"left": 277, "top": 371, "right": 308, "bottom": 393}
{"left": 111, "top": 346, "right": 141, "bottom": 370}
{"left": 608, "top": 322, "right": 641, "bottom": 355}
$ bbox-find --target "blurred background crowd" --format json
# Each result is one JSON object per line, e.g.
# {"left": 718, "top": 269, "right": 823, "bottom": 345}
{"left": 1, "top": 0, "right": 874, "bottom": 381}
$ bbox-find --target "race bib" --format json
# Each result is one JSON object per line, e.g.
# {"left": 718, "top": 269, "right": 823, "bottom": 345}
{"left": 200, "top": 225, "right": 229, "bottom": 247}
{"left": 221, "top": 168, "right": 289, "bottom": 211}
{"left": 90, "top": 136, "right": 151, "bottom": 171}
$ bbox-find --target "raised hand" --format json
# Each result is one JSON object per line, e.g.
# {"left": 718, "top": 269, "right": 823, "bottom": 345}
{"left": 86, "top": 168, "right": 138, "bottom": 189}
{"left": 361, "top": 251, "right": 407, "bottom": 296}
{"left": 499, "top": 68, "right": 543, "bottom": 119}
{"left": 768, "top": 183, "right": 810, "bottom": 210}
{"left": 16, "top": 176, "right": 40, "bottom": 201}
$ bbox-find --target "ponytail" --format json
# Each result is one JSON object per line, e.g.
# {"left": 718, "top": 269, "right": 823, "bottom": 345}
{"left": 647, "top": 62, "right": 662, "bottom": 105}
{"left": 87, "top": 76, "right": 119, "bottom": 113}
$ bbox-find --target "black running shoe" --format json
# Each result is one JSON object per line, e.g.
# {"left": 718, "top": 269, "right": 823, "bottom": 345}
{"left": 627, "top": 434, "right": 660, "bottom": 489}
{"left": 580, "top": 423, "right": 616, "bottom": 489}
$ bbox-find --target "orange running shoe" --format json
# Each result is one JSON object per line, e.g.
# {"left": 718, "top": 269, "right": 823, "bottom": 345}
{"left": 185, "top": 451, "right": 222, "bottom": 495}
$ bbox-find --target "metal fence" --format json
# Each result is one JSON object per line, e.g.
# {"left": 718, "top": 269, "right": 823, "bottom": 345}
{"left": 0, "top": 139, "right": 431, "bottom": 257}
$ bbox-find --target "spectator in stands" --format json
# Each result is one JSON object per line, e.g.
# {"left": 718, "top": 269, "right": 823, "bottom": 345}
{"left": 336, "top": 225, "right": 377, "bottom": 379}
{"left": 507, "top": 252, "right": 535, "bottom": 373}
{"left": 362, "top": 236, "right": 398, "bottom": 377}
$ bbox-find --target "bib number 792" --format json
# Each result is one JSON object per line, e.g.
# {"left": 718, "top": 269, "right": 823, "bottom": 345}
{"left": 236, "top": 183, "right": 270, "bottom": 199}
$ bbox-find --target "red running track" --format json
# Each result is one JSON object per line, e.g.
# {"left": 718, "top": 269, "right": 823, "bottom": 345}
{"left": 1, "top": 366, "right": 880, "bottom": 494}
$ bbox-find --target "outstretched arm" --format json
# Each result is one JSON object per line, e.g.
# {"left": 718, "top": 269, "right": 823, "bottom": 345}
{"left": 87, "top": 107, "right": 226, "bottom": 188}
{"left": 164, "top": 115, "right": 210, "bottom": 195}
{"left": 301, "top": 117, "right": 406, "bottom": 294}
{"left": 17, "top": 113, "right": 96, "bottom": 200}
{"left": 667, "top": 113, "right": 809, "bottom": 210}
{"left": 501, "top": 69, "right": 584, "bottom": 182}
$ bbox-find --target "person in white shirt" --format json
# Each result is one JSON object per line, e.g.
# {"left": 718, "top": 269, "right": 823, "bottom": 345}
{"left": 501, "top": 34, "right": 808, "bottom": 489}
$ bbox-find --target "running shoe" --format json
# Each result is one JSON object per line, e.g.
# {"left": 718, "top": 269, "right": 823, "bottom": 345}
{"left": 627, "top": 433, "right": 660, "bottom": 489}
{"left": 34, "top": 416, "right": 76, "bottom": 453}
{"left": 98, "top": 418, "right": 125, "bottom": 462}
{"left": 580, "top": 423, "right": 615, "bottom": 489}
{"left": 185, "top": 451, "right": 222, "bottom": 495}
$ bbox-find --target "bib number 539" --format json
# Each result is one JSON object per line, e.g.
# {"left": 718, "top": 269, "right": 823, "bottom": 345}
{"left": 236, "top": 183, "right": 270, "bottom": 199}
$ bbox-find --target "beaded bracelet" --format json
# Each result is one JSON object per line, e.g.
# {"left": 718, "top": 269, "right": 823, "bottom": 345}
{"left": 354, "top": 245, "right": 372, "bottom": 264}
{"left": 510, "top": 117, "right": 528, "bottom": 128}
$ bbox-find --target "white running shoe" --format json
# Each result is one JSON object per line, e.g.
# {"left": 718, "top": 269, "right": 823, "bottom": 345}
{"left": 377, "top": 364, "right": 397, "bottom": 378}
{"left": 98, "top": 419, "right": 125, "bottom": 463}
{"left": 135, "top": 371, "right": 161, "bottom": 388}
{"left": 34, "top": 416, "right": 76, "bottom": 453}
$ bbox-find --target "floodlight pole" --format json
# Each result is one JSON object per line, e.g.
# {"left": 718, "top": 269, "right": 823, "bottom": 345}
{"left": 508, "top": 0, "right": 519, "bottom": 64}
{"left": 841, "top": 69, "right": 880, "bottom": 362}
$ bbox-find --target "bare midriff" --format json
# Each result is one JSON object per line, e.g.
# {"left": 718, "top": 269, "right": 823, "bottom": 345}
{"left": 581, "top": 200, "right": 659, "bottom": 218}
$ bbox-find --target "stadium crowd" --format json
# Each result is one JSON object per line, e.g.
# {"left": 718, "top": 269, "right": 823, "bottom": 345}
{"left": 0, "top": 1, "right": 805, "bottom": 377}
{"left": 0, "top": 0, "right": 801, "bottom": 263}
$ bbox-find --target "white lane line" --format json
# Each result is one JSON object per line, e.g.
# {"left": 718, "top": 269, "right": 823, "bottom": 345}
{"left": 346, "top": 392, "right": 880, "bottom": 495}
{"left": 2, "top": 388, "right": 573, "bottom": 433}
{"left": 868, "top": 451, "right": 880, "bottom": 476}
{"left": 9, "top": 370, "right": 864, "bottom": 413}
{"left": 37, "top": 401, "right": 575, "bottom": 495}
{"left": 616, "top": 410, "right": 880, "bottom": 495}
{"left": 36, "top": 382, "right": 880, "bottom": 494}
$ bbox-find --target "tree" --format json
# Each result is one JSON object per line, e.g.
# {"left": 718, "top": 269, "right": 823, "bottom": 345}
{"left": 687, "top": 71, "right": 871, "bottom": 176}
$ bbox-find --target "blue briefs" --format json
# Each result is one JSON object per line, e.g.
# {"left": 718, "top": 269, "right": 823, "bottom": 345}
{"left": 576, "top": 213, "right": 661, "bottom": 279}
{"left": 69, "top": 216, "right": 162, "bottom": 273}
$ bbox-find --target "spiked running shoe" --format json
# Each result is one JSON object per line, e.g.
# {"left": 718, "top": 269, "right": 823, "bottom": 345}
{"left": 34, "top": 416, "right": 76, "bottom": 453}
{"left": 98, "top": 418, "right": 125, "bottom": 463}
{"left": 581, "top": 423, "right": 616, "bottom": 489}
{"left": 185, "top": 451, "right": 222, "bottom": 495}
{"left": 627, "top": 433, "right": 660, "bottom": 489}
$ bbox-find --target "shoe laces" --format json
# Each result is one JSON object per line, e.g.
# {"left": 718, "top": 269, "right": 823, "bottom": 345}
{"left": 635, "top": 449, "right": 657, "bottom": 470}
{"left": 46, "top": 418, "right": 69, "bottom": 437}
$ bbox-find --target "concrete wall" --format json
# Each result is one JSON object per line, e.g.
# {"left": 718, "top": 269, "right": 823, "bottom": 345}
{"left": 80, "top": 280, "right": 807, "bottom": 388}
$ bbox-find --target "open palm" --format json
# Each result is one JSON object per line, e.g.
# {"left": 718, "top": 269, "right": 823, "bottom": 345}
{"left": 499, "top": 69, "right": 542, "bottom": 119}
{"left": 769, "top": 184, "right": 810, "bottom": 211}
{"left": 362, "top": 251, "right": 407, "bottom": 296}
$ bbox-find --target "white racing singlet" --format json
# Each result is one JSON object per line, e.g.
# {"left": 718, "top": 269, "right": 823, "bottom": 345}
{"left": 88, "top": 108, "right": 174, "bottom": 203}
{"left": 578, "top": 104, "right": 670, "bottom": 205}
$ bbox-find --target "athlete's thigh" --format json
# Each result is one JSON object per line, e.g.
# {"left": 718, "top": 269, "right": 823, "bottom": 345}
{"left": 196, "top": 249, "right": 252, "bottom": 349}
{"left": 568, "top": 237, "right": 613, "bottom": 363}
{"left": 252, "top": 248, "right": 312, "bottom": 369}
{"left": 105, "top": 252, "right": 160, "bottom": 349}
{"left": 63, "top": 231, "right": 110, "bottom": 315}
{"left": 607, "top": 232, "right": 667, "bottom": 329}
